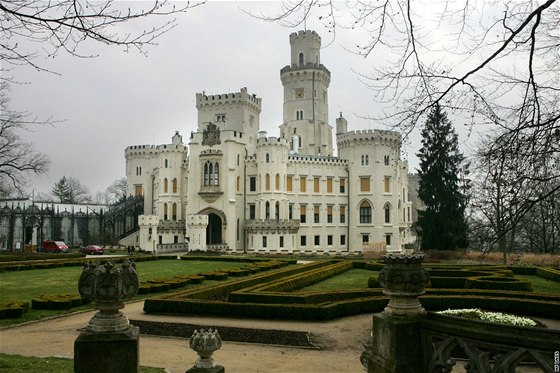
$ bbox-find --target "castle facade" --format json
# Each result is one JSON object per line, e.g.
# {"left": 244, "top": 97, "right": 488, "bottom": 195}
{"left": 125, "top": 30, "right": 414, "bottom": 254}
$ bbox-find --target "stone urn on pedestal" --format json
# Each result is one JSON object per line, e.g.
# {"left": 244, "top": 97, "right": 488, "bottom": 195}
{"left": 74, "top": 260, "right": 140, "bottom": 373}
{"left": 378, "top": 253, "right": 430, "bottom": 316}
{"left": 362, "top": 253, "right": 430, "bottom": 372}
{"left": 186, "top": 328, "right": 225, "bottom": 373}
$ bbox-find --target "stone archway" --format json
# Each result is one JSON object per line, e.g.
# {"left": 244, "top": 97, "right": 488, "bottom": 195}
{"left": 206, "top": 213, "right": 222, "bottom": 245}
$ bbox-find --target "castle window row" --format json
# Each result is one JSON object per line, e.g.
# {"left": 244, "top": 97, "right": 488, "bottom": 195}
{"left": 247, "top": 175, "right": 347, "bottom": 194}
{"left": 246, "top": 202, "right": 396, "bottom": 225}
{"left": 162, "top": 202, "right": 178, "bottom": 221}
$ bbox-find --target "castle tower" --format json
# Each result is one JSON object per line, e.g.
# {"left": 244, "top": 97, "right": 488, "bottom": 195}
{"left": 279, "top": 30, "right": 333, "bottom": 157}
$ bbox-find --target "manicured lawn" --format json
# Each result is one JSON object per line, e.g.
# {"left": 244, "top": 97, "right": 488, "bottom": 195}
{"left": 0, "top": 259, "right": 248, "bottom": 327}
{"left": 0, "top": 260, "right": 246, "bottom": 302}
{"left": 515, "top": 275, "right": 560, "bottom": 294}
{"left": 0, "top": 353, "right": 164, "bottom": 373}
{"left": 296, "top": 269, "right": 377, "bottom": 292}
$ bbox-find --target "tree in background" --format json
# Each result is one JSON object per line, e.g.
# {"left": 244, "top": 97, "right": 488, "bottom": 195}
{"left": 1, "top": 0, "right": 205, "bottom": 76}
{"left": 52, "top": 176, "right": 92, "bottom": 204}
{"left": 417, "top": 105, "right": 468, "bottom": 250}
{"left": 0, "top": 82, "right": 49, "bottom": 197}
{"left": 95, "top": 177, "right": 128, "bottom": 205}
{"left": 253, "top": 0, "right": 559, "bottom": 208}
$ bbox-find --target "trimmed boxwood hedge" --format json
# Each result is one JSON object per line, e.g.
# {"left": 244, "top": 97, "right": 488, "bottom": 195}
{"left": 31, "top": 294, "right": 86, "bottom": 310}
{"left": 536, "top": 267, "right": 560, "bottom": 282}
{"left": 465, "top": 276, "right": 534, "bottom": 292}
{"left": 0, "top": 301, "right": 29, "bottom": 319}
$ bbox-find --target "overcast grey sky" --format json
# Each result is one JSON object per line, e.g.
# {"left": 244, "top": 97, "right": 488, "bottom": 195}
{"left": 8, "top": 1, "right": 473, "bottom": 198}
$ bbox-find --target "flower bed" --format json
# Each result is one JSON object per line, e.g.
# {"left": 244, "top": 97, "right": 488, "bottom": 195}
{"left": 436, "top": 308, "right": 542, "bottom": 327}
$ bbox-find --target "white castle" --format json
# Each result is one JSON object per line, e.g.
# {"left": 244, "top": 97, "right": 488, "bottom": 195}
{"left": 125, "top": 30, "right": 414, "bottom": 254}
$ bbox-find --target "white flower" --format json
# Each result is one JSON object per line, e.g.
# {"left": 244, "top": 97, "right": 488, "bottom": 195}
{"left": 437, "top": 308, "right": 537, "bottom": 327}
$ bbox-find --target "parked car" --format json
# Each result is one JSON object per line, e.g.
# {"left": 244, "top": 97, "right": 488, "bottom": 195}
{"left": 42, "top": 240, "right": 69, "bottom": 253}
{"left": 80, "top": 245, "right": 104, "bottom": 255}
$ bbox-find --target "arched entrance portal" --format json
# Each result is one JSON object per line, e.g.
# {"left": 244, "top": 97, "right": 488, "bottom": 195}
{"left": 206, "top": 213, "right": 222, "bottom": 245}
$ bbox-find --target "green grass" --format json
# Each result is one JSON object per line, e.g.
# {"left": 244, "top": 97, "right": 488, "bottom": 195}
{"left": 515, "top": 274, "right": 560, "bottom": 294}
{"left": 296, "top": 269, "right": 377, "bottom": 292}
{"left": 0, "top": 353, "right": 165, "bottom": 373}
{"left": 0, "top": 259, "right": 247, "bottom": 327}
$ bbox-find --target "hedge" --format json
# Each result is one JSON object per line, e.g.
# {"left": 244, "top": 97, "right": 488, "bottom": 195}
{"left": 31, "top": 294, "right": 86, "bottom": 310}
{"left": 0, "top": 301, "right": 29, "bottom": 319}
{"left": 536, "top": 267, "right": 560, "bottom": 282}
{"left": 465, "top": 276, "right": 534, "bottom": 292}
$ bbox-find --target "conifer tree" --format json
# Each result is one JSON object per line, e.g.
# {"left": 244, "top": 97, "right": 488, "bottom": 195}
{"left": 417, "top": 105, "right": 468, "bottom": 250}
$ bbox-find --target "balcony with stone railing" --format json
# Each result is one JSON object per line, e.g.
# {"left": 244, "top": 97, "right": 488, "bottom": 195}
{"left": 244, "top": 219, "right": 300, "bottom": 234}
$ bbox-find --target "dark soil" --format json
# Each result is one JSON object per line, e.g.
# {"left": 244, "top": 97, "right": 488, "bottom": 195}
{"left": 130, "top": 319, "right": 317, "bottom": 348}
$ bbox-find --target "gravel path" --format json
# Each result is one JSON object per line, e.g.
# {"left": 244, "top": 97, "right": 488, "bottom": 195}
{"left": 0, "top": 301, "right": 372, "bottom": 373}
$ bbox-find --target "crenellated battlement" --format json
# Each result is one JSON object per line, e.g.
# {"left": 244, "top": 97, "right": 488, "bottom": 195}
{"left": 257, "top": 136, "right": 289, "bottom": 147}
{"left": 196, "top": 87, "right": 261, "bottom": 111}
{"left": 337, "top": 129, "right": 401, "bottom": 149}
{"left": 289, "top": 30, "right": 321, "bottom": 43}
{"left": 288, "top": 154, "right": 348, "bottom": 166}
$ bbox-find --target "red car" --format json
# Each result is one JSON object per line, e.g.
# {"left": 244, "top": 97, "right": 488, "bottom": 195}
{"left": 81, "top": 245, "right": 104, "bottom": 255}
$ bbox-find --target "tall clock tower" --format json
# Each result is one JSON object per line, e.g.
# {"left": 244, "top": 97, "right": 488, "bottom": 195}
{"left": 279, "top": 30, "right": 333, "bottom": 156}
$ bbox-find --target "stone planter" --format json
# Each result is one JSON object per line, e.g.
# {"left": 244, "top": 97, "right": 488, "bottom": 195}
{"left": 378, "top": 253, "right": 430, "bottom": 316}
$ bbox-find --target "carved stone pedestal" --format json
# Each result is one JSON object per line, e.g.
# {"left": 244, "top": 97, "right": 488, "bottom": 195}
{"left": 74, "top": 260, "right": 140, "bottom": 373}
{"left": 366, "top": 313, "right": 423, "bottom": 373}
{"left": 186, "top": 329, "right": 225, "bottom": 373}
{"left": 74, "top": 326, "right": 139, "bottom": 373}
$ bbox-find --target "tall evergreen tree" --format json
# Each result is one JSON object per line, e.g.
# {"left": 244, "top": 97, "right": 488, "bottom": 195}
{"left": 417, "top": 105, "right": 468, "bottom": 250}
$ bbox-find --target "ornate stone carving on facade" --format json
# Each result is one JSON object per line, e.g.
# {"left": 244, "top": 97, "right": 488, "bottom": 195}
{"left": 189, "top": 329, "right": 223, "bottom": 370}
{"left": 378, "top": 253, "right": 430, "bottom": 316}
{"left": 78, "top": 260, "right": 139, "bottom": 333}
{"left": 202, "top": 122, "right": 221, "bottom": 146}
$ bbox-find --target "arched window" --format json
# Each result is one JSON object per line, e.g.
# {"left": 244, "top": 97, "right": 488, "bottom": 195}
{"left": 163, "top": 178, "right": 168, "bottom": 193}
{"left": 275, "top": 173, "right": 280, "bottom": 190}
{"left": 359, "top": 201, "right": 372, "bottom": 224}
{"left": 265, "top": 201, "right": 270, "bottom": 220}
{"left": 298, "top": 52, "right": 304, "bottom": 65}
{"left": 172, "top": 203, "right": 177, "bottom": 221}
{"left": 296, "top": 110, "right": 304, "bottom": 120}
{"left": 163, "top": 203, "right": 168, "bottom": 221}
{"left": 165, "top": 159, "right": 168, "bottom": 168}
{"left": 275, "top": 201, "right": 280, "bottom": 221}
{"left": 384, "top": 203, "right": 391, "bottom": 224}
{"left": 236, "top": 219, "right": 240, "bottom": 241}
{"left": 265, "top": 174, "right": 271, "bottom": 190}
{"left": 213, "top": 162, "right": 219, "bottom": 185}
{"left": 365, "top": 155, "right": 369, "bottom": 165}
{"left": 266, "top": 153, "right": 270, "bottom": 163}
{"left": 204, "top": 162, "right": 209, "bottom": 186}
{"left": 172, "top": 178, "right": 177, "bottom": 193}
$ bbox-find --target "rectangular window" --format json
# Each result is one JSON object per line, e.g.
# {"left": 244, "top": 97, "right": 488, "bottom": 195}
{"left": 326, "top": 177, "right": 333, "bottom": 193}
{"left": 339, "top": 178, "right": 346, "bottom": 193}
{"left": 249, "top": 204, "right": 256, "bottom": 220}
{"left": 384, "top": 177, "right": 391, "bottom": 193}
{"left": 289, "top": 204, "right": 293, "bottom": 220}
{"left": 327, "top": 235, "right": 333, "bottom": 246}
{"left": 314, "top": 177, "right": 320, "bottom": 193}
{"left": 300, "top": 176, "right": 307, "bottom": 192}
{"left": 340, "top": 234, "right": 346, "bottom": 246}
{"left": 236, "top": 176, "right": 240, "bottom": 192}
{"left": 314, "top": 235, "right": 320, "bottom": 246}
{"left": 280, "top": 236, "right": 284, "bottom": 248}
{"left": 385, "top": 234, "right": 392, "bottom": 246}
{"left": 362, "top": 234, "right": 369, "bottom": 244}
{"left": 263, "top": 236, "right": 267, "bottom": 248}
{"left": 327, "top": 205, "right": 333, "bottom": 223}
{"left": 360, "top": 177, "right": 370, "bottom": 192}
{"left": 249, "top": 176, "right": 256, "bottom": 192}
{"left": 314, "top": 205, "right": 320, "bottom": 223}
{"left": 134, "top": 185, "right": 143, "bottom": 196}
{"left": 174, "top": 235, "right": 179, "bottom": 244}
{"left": 300, "top": 204, "right": 306, "bottom": 223}
{"left": 300, "top": 235, "right": 307, "bottom": 246}
{"left": 340, "top": 206, "right": 346, "bottom": 224}
{"left": 287, "top": 176, "right": 293, "bottom": 192}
